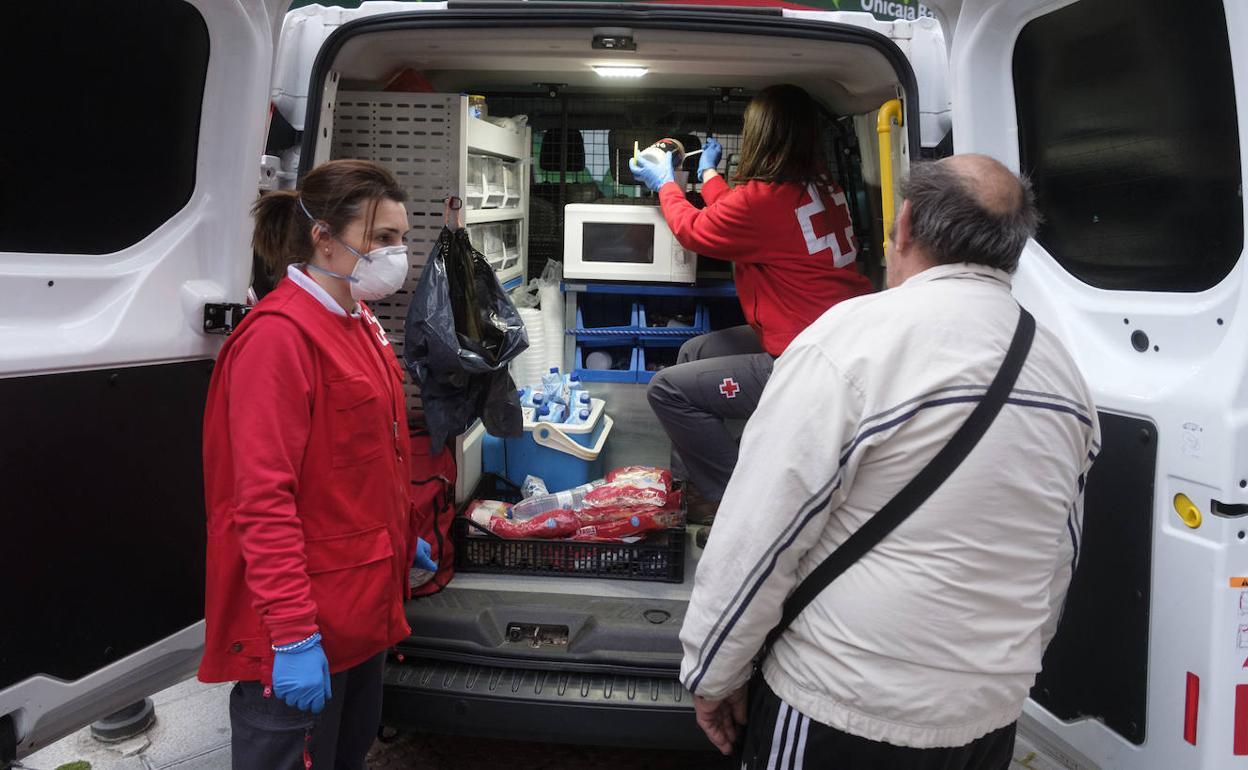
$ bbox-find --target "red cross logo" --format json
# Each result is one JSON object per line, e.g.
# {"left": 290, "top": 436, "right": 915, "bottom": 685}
{"left": 719, "top": 378, "right": 740, "bottom": 399}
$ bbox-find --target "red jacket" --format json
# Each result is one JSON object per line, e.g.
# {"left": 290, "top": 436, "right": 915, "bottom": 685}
{"left": 659, "top": 173, "right": 873, "bottom": 356}
{"left": 198, "top": 277, "right": 415, "bottom": 684}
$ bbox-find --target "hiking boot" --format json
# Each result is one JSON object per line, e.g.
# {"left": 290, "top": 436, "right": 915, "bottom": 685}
{"left": 685, "top": 484, "right": 720, "bottom": 526}
{"left": 695, "top": 526, "right": 711, "bottom": 549}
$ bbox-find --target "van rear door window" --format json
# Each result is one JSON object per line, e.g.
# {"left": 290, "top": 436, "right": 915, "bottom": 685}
{"left": 0, "top": 2, "right": 209, "bottom": 255}
{"left": 1012, "top": 0, "right": 1241, "bottom": 292}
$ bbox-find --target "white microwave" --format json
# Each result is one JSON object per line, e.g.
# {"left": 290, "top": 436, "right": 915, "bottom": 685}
{"left": 563, "top": 204, "right": 697, "bottom": 283}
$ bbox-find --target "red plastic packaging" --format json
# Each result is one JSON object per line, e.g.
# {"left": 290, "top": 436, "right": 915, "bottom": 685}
{"left": 583, "top": 466, "right": 674, "bottom": 509}
{"left": 572, "top": 510, "right": 682, "bottom": 541}
{"left": 471, "top": 507, "right": 579, "bottom": 539}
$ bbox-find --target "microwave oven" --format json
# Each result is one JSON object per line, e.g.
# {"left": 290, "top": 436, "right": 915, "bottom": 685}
{"left": 563, "top": 203, "right": 697, "bottom": 283}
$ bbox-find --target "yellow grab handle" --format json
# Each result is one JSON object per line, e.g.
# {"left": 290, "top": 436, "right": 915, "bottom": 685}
{"left": 877, "top": 99, "right": 904, "bottom": 257}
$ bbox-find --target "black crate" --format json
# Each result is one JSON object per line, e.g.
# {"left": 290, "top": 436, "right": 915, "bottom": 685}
{"left": 453, "top": 474, "right": 686, "bottom": 583}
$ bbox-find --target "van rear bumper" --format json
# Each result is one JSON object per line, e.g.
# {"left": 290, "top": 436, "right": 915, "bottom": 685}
{"left": 381, "top": 656, "right": 708, "bottom": 750}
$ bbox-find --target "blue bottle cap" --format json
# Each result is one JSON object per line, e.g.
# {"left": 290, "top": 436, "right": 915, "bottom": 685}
{"left": 539, "top": 405, "right": 550, "bottom": 416}
{"left": 549, "top": 367, "right": 559, "bottom": 373}
{"left": 579, "top": 409, "right": 590, "bottom": 420}
{"left": 533, "top": 393, "right": 544, "bottom": 404}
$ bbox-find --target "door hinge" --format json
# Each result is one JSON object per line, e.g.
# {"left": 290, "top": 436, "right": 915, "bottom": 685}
{"left": 203, "top": 303, "right": 251, "bottom": 335}
{"left": 1, "top": 713, "right": 16, "bottom": 768}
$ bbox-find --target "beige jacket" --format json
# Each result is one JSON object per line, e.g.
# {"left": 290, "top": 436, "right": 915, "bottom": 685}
{"left": 679, "top": 263, "right": 1100, "bottom": 748}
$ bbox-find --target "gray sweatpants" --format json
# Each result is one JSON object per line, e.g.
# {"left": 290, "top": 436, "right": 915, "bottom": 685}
{"left": 646, "top": 325, "right": 775, "bottom": 501}
{"left": 229, "top": 652, "right": 384, "bottom": 770}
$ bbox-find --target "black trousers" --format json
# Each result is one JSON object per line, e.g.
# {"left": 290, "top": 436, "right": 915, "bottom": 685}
{"left": 646, "top": 325, "right": 775, "bottom": 501}
{"left": 740, "top": 680, "right": 1017, "bottom": 770}
{"left": 229, "top": 652, "right": 385, "bottom": 770}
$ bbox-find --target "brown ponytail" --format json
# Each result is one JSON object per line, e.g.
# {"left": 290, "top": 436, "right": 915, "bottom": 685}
{"left": 251, "top": 159, "right": 406, "bottom": 274}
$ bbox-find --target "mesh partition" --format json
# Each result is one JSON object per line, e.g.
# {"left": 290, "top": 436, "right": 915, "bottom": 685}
{"left": 484, "top": 90, "right": 868, "bottom": 278}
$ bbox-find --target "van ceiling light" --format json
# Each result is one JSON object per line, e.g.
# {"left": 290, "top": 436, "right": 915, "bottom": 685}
{"left": 593, "top": 66, "right": 648, "bottom": 79}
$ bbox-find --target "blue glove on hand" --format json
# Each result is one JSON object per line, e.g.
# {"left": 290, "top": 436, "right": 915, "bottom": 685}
{"left": 629, "top": 152, "right": 675, "bottom": 192}
{"left": 413, "top": 536, "right": 438, "bottom": 572}
{"left": 698, "top": 137, "right": 723, "bottom": 179}
{"left": 272, "top": 633, "right": 331, "bottom": 714}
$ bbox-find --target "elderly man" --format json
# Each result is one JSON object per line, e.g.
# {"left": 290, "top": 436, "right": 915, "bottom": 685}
{"left": 679, "top": 154, "right": 1100, "bottom": 769}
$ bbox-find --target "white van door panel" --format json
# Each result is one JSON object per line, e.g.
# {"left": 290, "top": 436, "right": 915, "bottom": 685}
{"left": 0, "top": 0, "right": 287, "bottom": 760}
{"left": 784, "top": 10, "right": 951, "bottom": 149}
{"left": 935, "top": 1, "right": 1248, "bottom": 768}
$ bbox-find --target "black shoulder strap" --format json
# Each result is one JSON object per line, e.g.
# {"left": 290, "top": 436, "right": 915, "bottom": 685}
{"left": 758, "top": 307, "right": 1036, "bottom": 661}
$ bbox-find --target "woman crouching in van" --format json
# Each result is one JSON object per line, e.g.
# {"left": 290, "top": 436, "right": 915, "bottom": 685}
{"left": 198, "top": 159, "right": 436, "bottom": 769}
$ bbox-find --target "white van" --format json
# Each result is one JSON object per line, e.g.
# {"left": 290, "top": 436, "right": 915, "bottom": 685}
{"left": 1, "top": 2, "right": 1242, "bottom": 769}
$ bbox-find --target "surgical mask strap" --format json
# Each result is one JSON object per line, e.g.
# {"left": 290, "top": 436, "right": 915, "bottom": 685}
{"left": 298, "top": 196, "right": 373, "bottom": 263}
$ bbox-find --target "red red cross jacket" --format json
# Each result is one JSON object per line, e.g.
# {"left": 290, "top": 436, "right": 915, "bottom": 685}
{"left": 198, "top": 277, "right": 415, "bottom": 685}
{"left": 659, "top": 173, "right": 874, "bottom": 356}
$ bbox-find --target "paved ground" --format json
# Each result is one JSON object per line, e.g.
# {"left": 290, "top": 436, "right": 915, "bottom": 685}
{"left": 23, "top": 678, "right": 1070, "bottom": 770}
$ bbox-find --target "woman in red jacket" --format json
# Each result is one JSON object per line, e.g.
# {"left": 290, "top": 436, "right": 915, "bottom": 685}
{"left": 631, "top": 84, "right": 874, "bottom": 528}
{"left": 198, "top": 159, "right": 435, "bottom": 769}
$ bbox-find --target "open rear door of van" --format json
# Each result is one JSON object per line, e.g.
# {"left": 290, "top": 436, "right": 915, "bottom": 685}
{"left": 0, "top": 0, "right": 288, "bottom": 761}
{"left": 934, "top": 1, "right": 1248, "bottom": 768}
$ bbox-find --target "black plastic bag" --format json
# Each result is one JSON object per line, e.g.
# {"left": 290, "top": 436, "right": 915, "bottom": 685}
{"left": 405, "top": 226, "right": 529, "bottom": 451}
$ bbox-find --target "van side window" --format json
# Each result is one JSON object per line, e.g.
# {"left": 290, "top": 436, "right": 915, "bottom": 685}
{"left": 0, "top": 2, "right": 209, "bottom": 255}
{"left": 1012, "top": 0, "right": 1241, "bottom": 292}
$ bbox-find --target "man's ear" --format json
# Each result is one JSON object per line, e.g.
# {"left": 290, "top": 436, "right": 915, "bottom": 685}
{"left": 893, "top": 199, "right": 914, "bottom": 255}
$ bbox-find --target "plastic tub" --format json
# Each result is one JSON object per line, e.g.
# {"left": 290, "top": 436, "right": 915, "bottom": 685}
{"left": 574, "top": 344, "right": 639, "bottom": 383}
{"left": 502, "top": 159, "right": 522, "bottom": 208}
{"left": 636, "top": 343, "right": 682, "bottom": 384}
{"left": 483, "top": 156, "right": 506, "bottom": 208}
{"left": 571, "top": 298, "right": 639, "bottom": 342}
{"left": 466, "top": 154, "right": 486, "bottom": 209}
{"left": 636, "top": 297, "right": 709, "bottom": 341}
{"left": 453, "top": 474, "right": 685, "bottom": 583}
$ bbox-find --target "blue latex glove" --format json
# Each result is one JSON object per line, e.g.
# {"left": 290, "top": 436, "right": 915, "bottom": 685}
{"left": 272, "top": 633, "right": 331, "bottom": 714}
{"left": 698, "top": 137, "right": 723, "bottom": 179}
{"left": 413, "top": 536, "right": 438, "bottom": 572}
{"left": 629, "top": 152, "right": 675, "bottom": 192}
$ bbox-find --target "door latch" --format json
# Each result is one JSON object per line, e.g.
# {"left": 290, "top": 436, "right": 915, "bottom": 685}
{"left": 203, "top": 303, "right": 251, "bottom": 335}
{"left": 505, "top": 623, "right": 569, "bottom": 649}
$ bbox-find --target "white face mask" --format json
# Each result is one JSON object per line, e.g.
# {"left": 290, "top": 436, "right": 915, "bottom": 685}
{"left": 300, "top": 198, "right": 410, "bottom": 301}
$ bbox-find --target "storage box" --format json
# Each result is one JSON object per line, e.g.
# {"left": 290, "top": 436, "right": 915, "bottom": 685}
{"left": 636, "top": 342, "right": 682, "bottom": 384}
{"left": 574, "top": 344, "right": 639, "bottom": 383}
{"left": 482, "top": 397, "right": 613, "bottom": 492}
{"left": 636, "top": 297, "right": 709, "bottom": 341}
{"left": 453, "top": 474, "right": 686, "bottom": 583}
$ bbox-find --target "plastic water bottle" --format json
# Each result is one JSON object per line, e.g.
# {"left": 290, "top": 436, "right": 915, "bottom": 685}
{"left": 510, "top": 480, "right": 606, "bottom": 520}
{"left": 560, "top": 373, "right": 583, "bottom": 406}
{"left": 531, "top": 392, "right": 545, "bottom": 411}
{"left": 517, "top": 386, "right": 533, "bottom": 407}
{"left": 542, "top": 367, "right": 563, "bottom": 403}
{"left": 537, "top": 403, "right": 567, "bottom": 423}
{"left": 566, "top": 407, "right": 591, "bottom": 425}
{"left": 575, "top": 391, "right": 591, "bottom": 410}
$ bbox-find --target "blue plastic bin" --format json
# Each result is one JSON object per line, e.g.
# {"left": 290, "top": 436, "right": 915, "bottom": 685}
{"left": 574, "top": 343, "right": 640, "bottom": 383}
{"left": 636, "top": 298, "right": 709, "bottom": 342}
{"left": 635, "top": 342, "right": 683, "bottom": 384}
{"left": 481, "top": 398, "right": 614, "bottom": 492}
{"left": 571, "top": 297, "right": 640, "bottom": 343}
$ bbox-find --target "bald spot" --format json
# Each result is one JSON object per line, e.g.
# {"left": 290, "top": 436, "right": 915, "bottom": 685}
{"left": 941, "top": 154, "right": 1024, "bottom": 217}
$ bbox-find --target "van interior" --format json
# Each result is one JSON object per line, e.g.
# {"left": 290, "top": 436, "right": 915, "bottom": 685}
{"left": 276, "top": 17, "right": 915, "bottom": 744}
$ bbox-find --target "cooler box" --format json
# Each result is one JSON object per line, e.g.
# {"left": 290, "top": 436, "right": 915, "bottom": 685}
{"left": 482, "top": 397, "right": 613, "bottom": 492}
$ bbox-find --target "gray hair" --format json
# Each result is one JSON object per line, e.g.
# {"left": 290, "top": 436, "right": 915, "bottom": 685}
{"left": 899, "top": 161, "right": 1040, "bottom": 273}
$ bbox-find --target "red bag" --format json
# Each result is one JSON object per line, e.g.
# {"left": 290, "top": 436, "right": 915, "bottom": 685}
{"left": 409, "top": 433, "right": 457, "bottom": 598}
